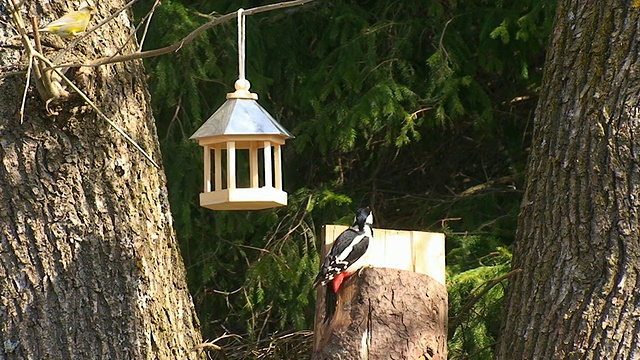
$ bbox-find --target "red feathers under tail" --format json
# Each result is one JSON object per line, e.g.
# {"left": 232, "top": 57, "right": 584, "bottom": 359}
{"left": 332, "top": 272, "right": 347, "bottom": 293}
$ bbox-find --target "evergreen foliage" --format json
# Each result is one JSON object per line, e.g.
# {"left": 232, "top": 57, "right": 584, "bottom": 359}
{"left": 447, "top": 235, "right": 512, "bottom": 359}
{"left": 133, "top": 0, "right": 556, "bottom": 358}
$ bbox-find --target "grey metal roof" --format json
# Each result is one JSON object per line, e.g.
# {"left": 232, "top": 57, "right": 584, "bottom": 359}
{"left": 190, "top": 98, "right": 294, "bottom": 140}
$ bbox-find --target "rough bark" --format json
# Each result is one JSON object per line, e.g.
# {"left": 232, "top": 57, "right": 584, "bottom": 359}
{"left": 0, "top": 1, "right": 203, "bottom": 359}
{"left": 496, "top": 1, "right": 640, "bottom": 359}
{"left": 312, "top": 268, "right": 447, "bottom": 360}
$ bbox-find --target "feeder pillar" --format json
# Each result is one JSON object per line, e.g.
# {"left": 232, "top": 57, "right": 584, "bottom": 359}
{"left": 250, "top": 143, "right": 259, "bottom": 188}
{"left": 227, "top": 141, "right": 236, "bottom": 190}
{"left": 274, "top": 144, "right": 282, "bottom": 190}
{"left": 263, "top": 141, "right": 272, "bottom": 188}
{"left": 214, "top": 146, "right": 222, "bottom": 191}
{"left": 203, "top": 145, "right": 211, "bottom": 192}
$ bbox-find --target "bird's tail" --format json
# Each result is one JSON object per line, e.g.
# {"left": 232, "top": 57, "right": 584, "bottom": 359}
{"left": 324, "top": 285, "right": 337, "bottom": 323}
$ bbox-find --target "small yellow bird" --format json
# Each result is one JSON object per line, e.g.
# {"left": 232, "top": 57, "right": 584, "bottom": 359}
{"left": 39, "top": 4, "right": 95, "bottom": 38}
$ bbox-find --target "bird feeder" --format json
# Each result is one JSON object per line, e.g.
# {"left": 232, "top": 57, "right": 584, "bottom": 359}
{"left": 190, "top": 9, "right": 293, "bottom": 210}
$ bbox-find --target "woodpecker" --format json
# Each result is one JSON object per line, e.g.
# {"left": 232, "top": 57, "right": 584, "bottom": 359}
{"left": 314, "top": 207, "right": 374, "bottom": 293}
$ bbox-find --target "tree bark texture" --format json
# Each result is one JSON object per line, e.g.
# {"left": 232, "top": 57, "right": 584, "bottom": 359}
{"left": 312, "top": 268, "right": 447, "bottom": 360}
{"left": 0, "top": 1, "right": 202, "bottom": 359}
{"left": 496, "top": 1, "right": 640, "bottom": 359}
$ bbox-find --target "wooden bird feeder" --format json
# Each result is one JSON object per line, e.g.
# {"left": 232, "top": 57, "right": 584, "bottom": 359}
{"left": 190, "top": 79, "right": 294, "bottom": 210}
{"left": 190, "top": 9, "right": 293, "bottom": 211}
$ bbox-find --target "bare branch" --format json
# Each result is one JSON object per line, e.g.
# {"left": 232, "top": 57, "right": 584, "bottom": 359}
{"left": 52, "top": 0, "right": 144, "bottom": 64}
{"left": 7, "top": 0, "right": 159, "bottom": 168}
{"left": 19, "top": 53, "right": 33, "bottom": 124}
{"left": 34, "top": 52, "right": 160, "bottom": 167}
{"left": 73, "top": 0, "right": 315, "bottom": 67}
{"left": 191, "top": 333, "right": 241, "bottom": 354}
{"left": 7, "top": 1, "right": 313, "bottom": 167}
{"left": 137, "top": 0, "right": 162, "bottom": 52}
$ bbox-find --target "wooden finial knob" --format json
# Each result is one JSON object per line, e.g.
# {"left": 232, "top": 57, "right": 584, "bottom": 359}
{"left": 235, "top": 79, "right": 251, "bottom": 91}
{"left": 227, "top": 78, "right": 258, "bottom": 100}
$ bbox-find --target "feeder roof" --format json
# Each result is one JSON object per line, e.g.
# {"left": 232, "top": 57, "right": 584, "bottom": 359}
{"left": 190, "top": 98, "right": 294, "bottom": 140}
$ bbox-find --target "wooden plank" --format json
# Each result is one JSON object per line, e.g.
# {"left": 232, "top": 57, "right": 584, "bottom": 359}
{"left": 199, "top": 187, "right": 287, "bottom": 210}
{"left": 382, "top": 230, "right": 413, "bottom": 271}
{"left": 366, "top": 227, "right": 386, "bottom": 269}
{"left": 412, "top": 231, "right": 446, "bottom": 285}
{"left": 323, "top": 225, "right": 445, "bottom": 286}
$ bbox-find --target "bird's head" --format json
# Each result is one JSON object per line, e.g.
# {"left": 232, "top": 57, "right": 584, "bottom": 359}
{"left": 353, "top": 207, "right": 373, "bottom": 230}
{"left": 79, "top": 3, "right": 96, "bottom": 14}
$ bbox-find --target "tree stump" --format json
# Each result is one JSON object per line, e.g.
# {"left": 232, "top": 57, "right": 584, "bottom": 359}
{"left": 312, "top": 227, "right": 447, "bottom": 360}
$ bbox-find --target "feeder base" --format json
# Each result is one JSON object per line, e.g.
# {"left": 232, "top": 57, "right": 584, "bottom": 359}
{"left": 199, "top": 187, "right": 287, "bottom": 210}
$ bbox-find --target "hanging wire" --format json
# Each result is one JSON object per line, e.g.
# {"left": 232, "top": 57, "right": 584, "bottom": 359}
{"left": 237, "top": 8, "right": 246, "bottom": 81}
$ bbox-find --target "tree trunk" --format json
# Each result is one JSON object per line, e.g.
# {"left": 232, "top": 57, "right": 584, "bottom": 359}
{"left": 0, "top": 1, "right": 203, "bottom": 359}
{"left": 496, "top": 1, "right": 640, "bottom": 358}
{"left": 312, "top": 268, "right": 447, "bottom": 360}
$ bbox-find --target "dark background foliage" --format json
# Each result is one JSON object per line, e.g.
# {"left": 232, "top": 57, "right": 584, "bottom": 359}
{"left": 133, "top": 0, "right": 556, "bottom": 357}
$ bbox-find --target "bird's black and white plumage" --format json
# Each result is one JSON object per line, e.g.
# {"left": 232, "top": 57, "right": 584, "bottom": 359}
{"left": 314, "top": 207, "right": 374, "bottom": 292}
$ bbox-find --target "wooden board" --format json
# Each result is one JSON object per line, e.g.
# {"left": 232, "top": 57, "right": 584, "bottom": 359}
{"left": 199, "top": 187, "right": 287, "bottom": 210}
{"left": 322, "top": 225, "right": 446, "bottom": 286}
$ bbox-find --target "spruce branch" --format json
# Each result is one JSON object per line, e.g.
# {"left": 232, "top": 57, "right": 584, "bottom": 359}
{"left": 448, "top": 268, "right": 522, "bottom": 334}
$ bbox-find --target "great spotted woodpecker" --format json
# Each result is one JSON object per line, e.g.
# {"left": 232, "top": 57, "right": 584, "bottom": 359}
{"left": 314, "top": 207, "right": 374, "bottom": 293}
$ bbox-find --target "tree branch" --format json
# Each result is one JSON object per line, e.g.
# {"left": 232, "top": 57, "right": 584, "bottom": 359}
{"left": 7, "top": 0, "right": 159, "bottom": 168}
{"left": 34, "top": 51, "right": 160, "bottom": 168}
{"left": 79, "top": 0, "right": 315, "bottom": 67}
